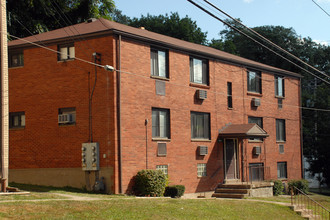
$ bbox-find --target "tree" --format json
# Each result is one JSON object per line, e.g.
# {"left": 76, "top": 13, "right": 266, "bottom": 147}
{"left": 7, "top": 0, "right": 115, "bottom": 38}
{"left": 128, "top": 12, "right": 208, "bottom": 45}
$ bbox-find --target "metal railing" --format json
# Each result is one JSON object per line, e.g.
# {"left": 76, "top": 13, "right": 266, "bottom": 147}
{"left": 291, "top": 186, "right": 330, "bottom": 220}
{"left": 248, "top": 166, "right": 270, "bottom": 183}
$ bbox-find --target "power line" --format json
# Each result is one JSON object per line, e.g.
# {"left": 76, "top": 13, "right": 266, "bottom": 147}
{"left": 187, "top": 0, "right": 330, "bottom": 85}
{"left": 312, "top": 0, "right": 330, "bottom": 18}
{"left": 202, "top": 0, "right": 330, "bottom": 81}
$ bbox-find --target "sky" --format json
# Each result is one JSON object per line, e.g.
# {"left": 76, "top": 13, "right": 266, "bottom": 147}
{"left": 115, "top": 0, "right": 330, "bottom": 45}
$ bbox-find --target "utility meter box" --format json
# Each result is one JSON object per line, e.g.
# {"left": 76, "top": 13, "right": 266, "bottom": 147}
{"left": 81, "top": 142, "right": 100, "bottom": 171}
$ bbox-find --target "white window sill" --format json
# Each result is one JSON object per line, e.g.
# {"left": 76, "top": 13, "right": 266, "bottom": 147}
{"left": 191, "top": 139, "right": 211, "bottom": 142}
{"left": 152, "top": 138, "right": 171, "bottom": 142}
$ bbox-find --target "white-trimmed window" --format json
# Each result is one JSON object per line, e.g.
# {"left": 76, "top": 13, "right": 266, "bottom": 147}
{"left": 190, "top": 57, "right": 209, "bottom": 85}
{"left": 58, "top": 107, "right": 76, "bottom": 125}
{"left": 156, "top": 165, "right": 168, "bottom": 176}
{"left": 9, "top": 112, "right": 25, "bottom": 128}
{"left": 191, "top": 112, "right": 210, "bottom": 140}
{"left": 277, "top": 162, "right": 287, "bottom": 179}
{"left": 247, "top": 70, "right": 261, "bottom": 93}
{"left": 276, "top": 119, "right": 286, "bottom": 142}
{"left": 197, "top": 163, "right": 207, "bottom": 177}
{"left": 275, "top": 76, "right": 285, "bottom": 97}
{"left": 9, "top": 51, "right": 24, "bottom": 68}
{"left": 151, "top": 48, "right": 168, "bottom": 78}
{"left": 152, "top": 108, "right": 170, "bottom": 139}
{"left": 58, "top": 44, "right": 75, "bottom": 61}
{"left": 248, "top": 116, "right": 263, "bottom": 141}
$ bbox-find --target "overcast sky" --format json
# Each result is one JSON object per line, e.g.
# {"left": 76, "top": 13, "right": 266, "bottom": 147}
{"left": 116, "top": 0, "right": 330, "bottom": 45}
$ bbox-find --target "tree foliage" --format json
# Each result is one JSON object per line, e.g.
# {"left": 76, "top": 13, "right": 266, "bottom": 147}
{"left": 7, "top": 0, "right": 115, "bottom": 38}
{"left": 210, "top": 20, "right": 330, "bottom": 186}
{"left": 127, "top": 12, "right": 208, "bottom": 45}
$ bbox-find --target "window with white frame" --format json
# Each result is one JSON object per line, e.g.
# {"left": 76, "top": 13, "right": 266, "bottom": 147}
{"left": 247, "top": 70, "right": 261, "bottom": 93}
{"left": 58, "top": 44, "right": 75, "bottom": 61}
{"left": 9, "top": 51, "right": 24, "bottom": 68}
{"left": 248, "top": 116, "right": 263, "bottom": 141}
{"left": 275, "top": 76, "right": 285, "bottom": 97}
{"left": 152, "top": 108, "right": 170, "bottom": 139}
{"left": 9, "top": 112, "right": 25, "bottom": 128}
{"left": 156, "top": 165, "right": 168, "bottom": 176}
{"left": 151, "top": 48, "right": 168, "bottom": 78}
{"left": 190, "top": 57, "right": 209, "bottom": 85}
{"left": 277, "top": 162, "right": 287, "bottom": 179}
{"left": 276, "top": 119, "right": 286, "bottom": 142}
{"left": 197, "top": 163, "right": 207, "bottom": 177}
{"left": 191, "top": 112, "right": 210, "bottom": 140}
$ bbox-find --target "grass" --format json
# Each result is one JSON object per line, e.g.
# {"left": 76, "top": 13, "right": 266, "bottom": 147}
{"left": 0, "top": 183, "right": 320, "bottom": 219}
{"left": 0, "top": 198, "right": 303, "bottom": 219}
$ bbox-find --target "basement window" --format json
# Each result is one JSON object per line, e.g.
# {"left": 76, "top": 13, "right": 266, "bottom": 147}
{"left": 58, "top": 44, "right": 75, "bottom": 61}
{"left": 156, "top": 165, "right": 168, "bottom": 176}
{"left": 58, "top": 107, "right": 76, "bottom": 125}
{"left": 197, "top": 163, "right": 207, "bottom": 177}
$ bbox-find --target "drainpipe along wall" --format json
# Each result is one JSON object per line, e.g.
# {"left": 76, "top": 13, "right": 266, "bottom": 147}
{"left": 116, "top": 34, "right": 122, "bottom": 194}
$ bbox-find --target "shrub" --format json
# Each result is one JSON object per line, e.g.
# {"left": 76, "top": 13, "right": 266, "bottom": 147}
{"left": 273, "top": 180, "right": 284, "bottom": 196}
{"left": 288, "top": 179, "right": 309, "bottom": 195}
{"left": 133, "top": 170, "right": 167, "bottom": 197}
{"left": 164, "top": 185, "right": 185, "bottom": 198}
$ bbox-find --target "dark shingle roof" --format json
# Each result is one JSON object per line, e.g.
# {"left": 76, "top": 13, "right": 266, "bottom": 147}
{"left": 8, "top": 18, "right": 301, "bottom": 78}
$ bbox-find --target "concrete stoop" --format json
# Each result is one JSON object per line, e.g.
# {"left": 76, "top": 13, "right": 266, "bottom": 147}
{"left": 212, "top": 182, "right": 274, "bottom": 199}
{"left": 290, "top": 205, "right": 320, "bottom": 220}
{"left": 212, "top": 184, "right": 252, "bottom": 199}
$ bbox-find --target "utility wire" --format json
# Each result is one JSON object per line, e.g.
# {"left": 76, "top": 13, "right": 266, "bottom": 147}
{"left": 202, "top": 0, "right": 330, "bottom": 81}
{"left": 312, "top": 0, "right": 330, "bottom": 18}
{"left": 188, "top": 0, "right": 330, "bottom": 85}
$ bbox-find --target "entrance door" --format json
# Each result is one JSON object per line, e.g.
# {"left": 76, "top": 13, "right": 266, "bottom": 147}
{"left": 224, "top": 139, "right": 239, "bottom": 180}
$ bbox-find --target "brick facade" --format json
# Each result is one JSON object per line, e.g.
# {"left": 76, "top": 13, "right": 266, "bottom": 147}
{"left": 8, "top": 19, "right": 302, "bottom": 194}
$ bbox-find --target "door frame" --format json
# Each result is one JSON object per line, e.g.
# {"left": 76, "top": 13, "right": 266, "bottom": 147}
{"left": 224, "top": 138, "right": 240, "bottom": 180}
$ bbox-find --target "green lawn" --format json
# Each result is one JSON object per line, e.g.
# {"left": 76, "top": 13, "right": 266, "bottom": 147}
{"left": 0, "top": 183, "right": 311, "bottom": 219}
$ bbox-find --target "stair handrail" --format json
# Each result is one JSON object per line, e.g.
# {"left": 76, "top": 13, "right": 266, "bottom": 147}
{"left": 291, "top": 186, "right": 330, "bottom": 219}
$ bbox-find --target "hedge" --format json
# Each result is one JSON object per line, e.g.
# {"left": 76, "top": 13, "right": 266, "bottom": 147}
{"left": 133, "top": 170, "right": 167, "bottom": 197}
{"left": 164, "top": 185, "right": 185, "bottom": 198}
{"left": 288, "top": 179, "right": 309, "bottom": 195}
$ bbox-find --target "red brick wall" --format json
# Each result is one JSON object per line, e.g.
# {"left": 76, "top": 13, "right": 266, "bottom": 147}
{"left": 118, "top": 38, "right": 301, "bottom": 193}
{"left": 9, "top": 34, "right": 301, "bottom": 194}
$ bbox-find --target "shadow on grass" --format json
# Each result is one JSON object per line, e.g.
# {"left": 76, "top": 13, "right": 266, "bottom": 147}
{"left": 310, "top": 188, "right": 330, "bottom": 196}
{"left": 9, "top": 182, "right": 91, "bottom": 194}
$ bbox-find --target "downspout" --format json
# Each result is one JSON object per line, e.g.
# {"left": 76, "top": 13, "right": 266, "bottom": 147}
{"left": 117, "top": 35, "right": 122, "bottom": 194}
{"left": 300, "top": 78, "right": 304, "bottom": 179}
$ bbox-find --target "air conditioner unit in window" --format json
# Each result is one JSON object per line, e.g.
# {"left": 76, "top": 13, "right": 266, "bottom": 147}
{"left": 251, "top": 98, "right": 261, "bottom": 107}
{"left": 58, "top": 113, "right": 73, "bottom": 124}
{"left": 199, "top": 146, "right": 208, "bottom": 156}
{"left": 253, "top": 146, "right": 261, "bottom": 155}
{"left": 197, "top": 90, "right": 207, "bottom": 100}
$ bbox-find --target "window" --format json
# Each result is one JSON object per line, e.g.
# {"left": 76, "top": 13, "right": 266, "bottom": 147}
{"left": 9, "top": 112, "right": 25, "bottom": 128}
{"left": 156, "top": 165, "right": 168, "bottom": 176}
{"left": 227, "top": 82, "right": 233, "bottom": 108}
{"left": 58, "top": 107, "right": 76, "bottom": 125}
{"left": 197, "top": 163, "right": 207, "bottom": 177}
{"left": 279, "top": 144, "right": 284, "bottom": 154}
{"left": 152, "top": 108, "right": 170, "bottom": 139}
{"left": 191, "top": 112, "right": 210, "bottom": 140}
{"left": 248, "top": 116, "right": 263, "bottom": 141}
{"left": 276, "top": 119, "right": 286, "bottom": 142}
{"left": 247, "top": 70, "right": 261, "bottom": 93}
{"left": 275, "top": 76, "right": 285, "bottom": 97}
{"left": 278, "top": 99, "right": 283, "bottom": 109}
{"left": 151, "top": 48, "right": 168, "bottom": 78}
{"left": 190, "top": 57, "right": 209, "bottom": 85}
{"left": 9, "top": 52, "right": 24, "bottom": 68}
{"left": 277, "top": 162, "right": 287, "bottom": 179}
{"left": 58, "top": 44, "right": 75, "bottom": 61}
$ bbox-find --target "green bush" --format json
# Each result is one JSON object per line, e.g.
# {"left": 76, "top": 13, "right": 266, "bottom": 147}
{"left": 133, "top": 170, "right": 167, "bottom": 197}
{"left": 288, "top": 179, "right": 309, "bottom": 195}
{"left": 164, "top": 185, "right": 185, "bottom": 198}
{"left": 273, "top": 180, "right": 284, "bottom": 196}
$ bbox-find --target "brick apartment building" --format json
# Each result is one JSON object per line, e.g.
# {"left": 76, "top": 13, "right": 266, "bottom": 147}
{"left": 8, "top": 18, "right": 302, "bottom": 194}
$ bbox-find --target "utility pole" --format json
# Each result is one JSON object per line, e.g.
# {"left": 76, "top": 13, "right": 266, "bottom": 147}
{"left": 0, "top": 0, "right": 9, "bottom": 191}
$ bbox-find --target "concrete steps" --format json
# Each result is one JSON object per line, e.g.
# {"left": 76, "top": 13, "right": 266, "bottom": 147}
{"left": 212, "top": 184, "right": 251, "bottom": 199}
{"left": 290, "top": 205, "right": 319, "bottom": 220}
